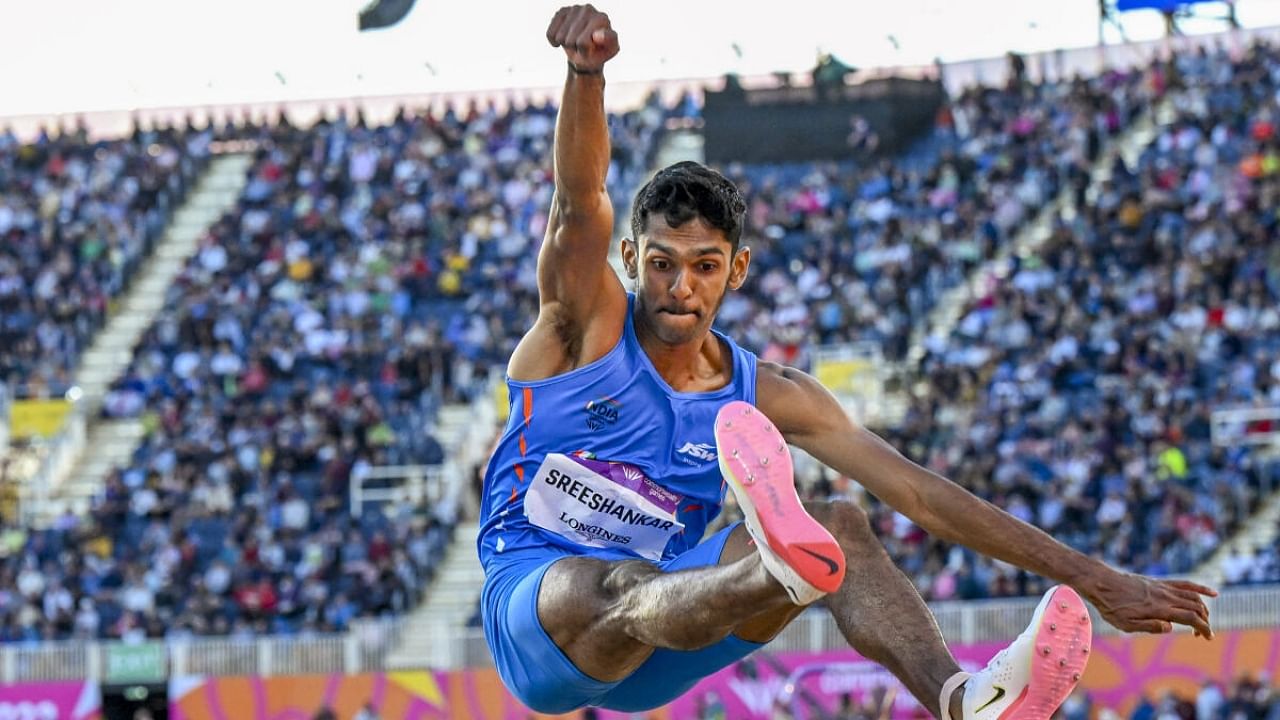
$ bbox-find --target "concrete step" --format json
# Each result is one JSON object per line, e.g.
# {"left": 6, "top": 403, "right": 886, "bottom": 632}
{"left": 1192, "top": 490, "right": 1280, "bottom": 588}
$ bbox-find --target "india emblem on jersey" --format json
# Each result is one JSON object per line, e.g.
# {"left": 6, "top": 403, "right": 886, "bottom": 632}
{"left": 584, "top": 396, "right": 622, "bottom": 431}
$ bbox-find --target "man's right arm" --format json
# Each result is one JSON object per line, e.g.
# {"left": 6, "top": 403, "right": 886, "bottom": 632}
{"left": 509, "top": 5, "right": 626, "bottom": 381}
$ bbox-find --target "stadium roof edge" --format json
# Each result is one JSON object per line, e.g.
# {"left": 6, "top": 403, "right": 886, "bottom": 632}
{"left": 3, "top": 24, "right": 1277, "bottom": 142}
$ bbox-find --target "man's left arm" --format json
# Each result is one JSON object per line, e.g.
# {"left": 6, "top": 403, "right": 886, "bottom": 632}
{"left": 755, "top": 361, "right": 1217, "bottom": 638}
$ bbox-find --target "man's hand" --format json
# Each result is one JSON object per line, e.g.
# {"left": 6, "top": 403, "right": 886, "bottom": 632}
{"left": 1083, "top": 570, "right": 1218, "bottom": 639}
{"left": 546, "top": 4, "right": 619, "bottom": 73}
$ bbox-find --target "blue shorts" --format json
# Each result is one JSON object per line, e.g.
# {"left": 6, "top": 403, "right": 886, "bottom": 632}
{"left": 480, "top": 523, "right": 763, "bottom": 714}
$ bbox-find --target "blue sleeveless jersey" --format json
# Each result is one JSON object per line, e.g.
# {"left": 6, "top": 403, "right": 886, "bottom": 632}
{"left": 477, "top": 294, "right": 758, "bottom": 571}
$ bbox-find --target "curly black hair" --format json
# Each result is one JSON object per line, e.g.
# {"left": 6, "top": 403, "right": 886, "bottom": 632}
{"left": 629, "top": 161, "right": 746, "bottom": 251}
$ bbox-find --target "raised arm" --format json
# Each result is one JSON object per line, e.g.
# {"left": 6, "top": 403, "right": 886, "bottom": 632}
{"left": 509, "top": 5, "right": 627, "bottom": 381}
{"left": 755, "top": 361, "right": 1218, "bottom": 638}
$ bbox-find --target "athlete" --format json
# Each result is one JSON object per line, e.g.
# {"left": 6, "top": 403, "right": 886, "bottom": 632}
{"left": 477, "top": 5, "right": 1217, "bottom": 718}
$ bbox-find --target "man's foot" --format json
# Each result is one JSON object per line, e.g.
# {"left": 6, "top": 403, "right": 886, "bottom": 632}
{"left": 955, "top": 585, "right": 1092, "bottom": 720}
{"left": 714, "top": 401, "right": 845, "bottom": 605}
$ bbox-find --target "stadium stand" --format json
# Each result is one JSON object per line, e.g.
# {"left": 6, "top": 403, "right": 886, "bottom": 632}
{"left": 0, "top": 122, "right": 209, "bottom": 400}
{"left": 860, "top": 42, "right": 1280, "bottom": 600}
{"left": 2, "top": 35, "right": 1279, "bottom": 652}
{"left": 0, "top": 97, "right": 673, "bottom": 640}
{"left": 715, "top": 62, "right": 1151, "bottom": 365}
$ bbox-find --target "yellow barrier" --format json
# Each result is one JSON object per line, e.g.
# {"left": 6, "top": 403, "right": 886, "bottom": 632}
{"left": 9, "top": 399, "right": 73, "bottom": 439}
{"left": 814, "top": 358, "right": 877, "bottom": 395}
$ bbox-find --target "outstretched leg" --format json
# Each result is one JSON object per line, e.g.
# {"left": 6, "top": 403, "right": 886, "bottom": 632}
{"left": 534, "top": 500, "right": 969, "bottom": 716}
{"left": 715, "top": 500, "right": 965, "bottom": 719}
{"left": 713, "top": 395, "right": 1090, "bottom": 720}
{"left": 714, "top": 400, "right": 968, "bottom": 717}
{"left": 530, "top": 403, "right": 1088, "bottom": 719}
{"left": 536, "top": 544, "right": 793, "bottom": 683}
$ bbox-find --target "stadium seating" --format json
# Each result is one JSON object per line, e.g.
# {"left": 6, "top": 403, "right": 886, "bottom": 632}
{"left": 0, "top": 98, "right": 672, "bottom": 640}
{"left": 715, "top": 65, "right": 1151, "bottom": 363}
{"left": 0, "top": 121, "right": 208, "bottom": 400}
{"left": 4, "top": 41, "right": 1280, "bottom": 642}
{"left": 869, "top": 43, "right": 1280, "bottom": 599}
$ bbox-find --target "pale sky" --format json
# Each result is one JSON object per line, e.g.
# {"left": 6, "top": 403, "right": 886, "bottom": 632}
{"left": 2, "top": 0, "right": 1279, "bottom": 118}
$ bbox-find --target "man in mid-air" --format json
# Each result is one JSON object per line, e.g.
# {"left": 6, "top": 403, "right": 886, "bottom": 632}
{"left": 477, "top": 5, "right": 1216, "bottom": 718}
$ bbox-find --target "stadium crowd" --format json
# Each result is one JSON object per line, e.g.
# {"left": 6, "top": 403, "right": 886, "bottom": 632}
{"left": 4, "top": 38, "right": 1280, "bottom": 640}
{"left": 0, "top": 95, "right": 671, "bottom": 640}
{"left": 1065, "top": 671, "right": 1280, "bottom": 720}
{"left": 0, "top": 120, "right": 208, "bottom": 400}
{"left": 840, "top": 42, "right": 1280, "bottom": 600}
{"left": 712, "top": 58, "right": 1150, "bottom": 365}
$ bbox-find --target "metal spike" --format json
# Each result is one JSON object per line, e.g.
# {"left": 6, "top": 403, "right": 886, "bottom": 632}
{"left": 1059, "top": 602, "right": 1068, "bottom": 610}
{"left": 760, "top": 457, "right": 769, "bottom": 466}
{"left": 1059, "top": 658, "right": 1067, "bottom": 667}
{"left": 1049, "top": 623, "right": 1056, "bottom": 632}
{"left": 1073, "top": 673, "right": 1081, "bottom": 681}
{"left": 1041, "top": 646, "right": 1051, "bottom": 656}
{"left": 732, "top": 449, "right": 740, "bottom": 458}
{"left": 1081, "top": 614, "right": 1088, "bottom": 623}
{"left": 1082, "top": 647, "right": 1089, "bottom": 655}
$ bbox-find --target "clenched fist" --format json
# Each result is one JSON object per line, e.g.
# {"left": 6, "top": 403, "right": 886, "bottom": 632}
{"left": 547, "top": 4, "right": 619, "bottom": 74}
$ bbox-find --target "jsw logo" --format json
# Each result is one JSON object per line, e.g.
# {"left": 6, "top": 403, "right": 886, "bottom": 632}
{"left": 676, "top": 442, "right": 717, "bottom": 462}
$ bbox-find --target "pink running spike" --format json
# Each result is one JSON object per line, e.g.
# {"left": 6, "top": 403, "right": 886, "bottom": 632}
{"left": 715, "top": 401, "right": 845, "bottom": 596}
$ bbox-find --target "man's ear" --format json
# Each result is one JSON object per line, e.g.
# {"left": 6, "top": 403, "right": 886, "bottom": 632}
{"left": 620, "top": 237, "right": 638, "bottom": 279}
{"left": 728, "top": 245, "right": 751, "bottom": 290}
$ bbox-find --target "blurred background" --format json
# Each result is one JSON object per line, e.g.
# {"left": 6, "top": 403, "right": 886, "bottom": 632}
{"left": 1, "top": 1, "right": 1279, "bottom": 718}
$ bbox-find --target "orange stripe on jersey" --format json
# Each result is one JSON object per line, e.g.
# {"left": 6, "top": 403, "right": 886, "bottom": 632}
{"left": 510, "top": 387, "right": 532, "bottom": 501}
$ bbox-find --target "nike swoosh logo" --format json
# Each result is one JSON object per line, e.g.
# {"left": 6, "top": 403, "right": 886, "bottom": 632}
{"left": 975, "top": 686, "right": 1006, "bottom": 713}
{"left": 798, "top": 547, "right": 840, "bottom": 576}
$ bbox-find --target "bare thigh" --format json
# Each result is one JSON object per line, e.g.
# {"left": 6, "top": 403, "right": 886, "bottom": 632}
{"left": 536, "top": 555, "right": 664, "bottom": 682}
{"left": 535, "top": 523, "right": 806, "bottom": 682}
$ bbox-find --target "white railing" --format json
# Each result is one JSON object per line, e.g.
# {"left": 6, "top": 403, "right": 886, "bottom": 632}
{"left": 1212, "top": 406, "right": 1280, "bottom": 449}
{"left": 349, "top": 464, "right": 445, "bottom": 518}
{"left": 442, "top": 582, "right": 1280, "bottom": 671}
{"left": 0, "top": 619, "right": 400, "bottom": 684}
{"left": 9, "top": 586, "right": 1280, "bottom": 682}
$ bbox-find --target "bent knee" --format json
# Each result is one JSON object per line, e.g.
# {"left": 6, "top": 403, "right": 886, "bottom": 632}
{"left": 541, "top": 557, "right": 663, "bottom": 627}
{"left": 539, "top": 557, "right": 641, "bottom": 628}
{"left": 804, "top": 500, "right": 874, "bottom": 542}
{"left": 600, "top": 559, "right": 664, "bottom": 596}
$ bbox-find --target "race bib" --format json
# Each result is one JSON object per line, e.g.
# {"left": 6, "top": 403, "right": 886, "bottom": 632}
{"left": 525, "top": 453, "right": 685, "bottom": 561}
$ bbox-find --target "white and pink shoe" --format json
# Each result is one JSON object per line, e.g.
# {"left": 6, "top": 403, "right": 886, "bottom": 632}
{"left": 942, "top": 585, "right": 1093, "bottom": 720}
{"left": 714, "top": 401, "right": 845, "bottom": 605}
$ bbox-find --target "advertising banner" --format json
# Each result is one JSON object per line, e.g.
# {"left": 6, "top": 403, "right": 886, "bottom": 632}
{"left": 168, "top": 629, "right": 1280, "bottom": 719}
{"left": 0, "top": 681, "right": 102, "bottom": 720}
{"left": 8, "top": 399, "right": 72, "bottom": 439}
{"left": 105, "top": 642, "right": 167, "bottom": 684}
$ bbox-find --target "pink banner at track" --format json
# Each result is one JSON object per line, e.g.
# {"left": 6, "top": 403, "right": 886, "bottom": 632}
{"left": 663, "top": 629, "right": 1280, "bottom": 720}
{"left": 0, "top": 681, "right": 102, "bottom": 720}
{"left": 661, "top": 644, "right": 1006, "bottom": 720}
{"left": 167, "top": 629, "right": 1280, "bottom": 720}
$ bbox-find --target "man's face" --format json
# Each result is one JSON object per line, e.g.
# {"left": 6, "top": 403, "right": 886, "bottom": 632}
{"left": 622, "top": 214, "right": 750, "bottom": 347}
